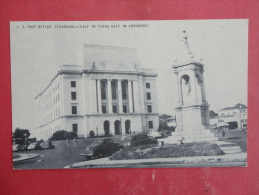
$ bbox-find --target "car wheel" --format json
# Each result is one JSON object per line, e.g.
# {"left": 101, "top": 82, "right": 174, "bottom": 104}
{"left": 85, "top": 156, "right": 91, "bottom": 160}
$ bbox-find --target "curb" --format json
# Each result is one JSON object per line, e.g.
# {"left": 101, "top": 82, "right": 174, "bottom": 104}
{"left": 13, "top": 153, "right": 40, "bottom": 163}
{"left": 67, "top": 153, "right": 247, "bottom": 169}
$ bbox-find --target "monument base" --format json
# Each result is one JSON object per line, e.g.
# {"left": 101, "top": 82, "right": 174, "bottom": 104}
{"left": 164, "top": 129, "right": 218, "bottom": 144}
{"left": 175, "top": 102, "right": 211, "bottom": 132}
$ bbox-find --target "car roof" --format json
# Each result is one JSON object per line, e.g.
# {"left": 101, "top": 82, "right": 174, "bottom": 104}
{"left": 125, "top": 133, "right": 147, "bottom": 138}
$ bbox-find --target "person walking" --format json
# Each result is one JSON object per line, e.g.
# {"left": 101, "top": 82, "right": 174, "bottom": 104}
{"left": 73, "top": 137, "right": 77, "bottom": 147}
{"left": 66, "top": 138, "right": 70, "bottom": 147}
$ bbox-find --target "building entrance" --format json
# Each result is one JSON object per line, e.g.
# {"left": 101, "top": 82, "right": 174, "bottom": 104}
{"left": 114, "top": 120, "right": 120, "bottom": 135}
{"left": 104, "top": 120, "right": 110, "bottom": 135}
{"left": 125, "top": 120, "right": 131, "bottom": 134}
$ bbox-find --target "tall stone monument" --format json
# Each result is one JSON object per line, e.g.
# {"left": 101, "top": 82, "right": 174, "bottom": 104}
{"left": 170, "top": 31, "right": 217, "bottom": 143}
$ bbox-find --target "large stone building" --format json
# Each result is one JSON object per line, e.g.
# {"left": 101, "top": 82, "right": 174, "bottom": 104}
{"left": 35, "top": 44, "right": 159, "bottom": 140}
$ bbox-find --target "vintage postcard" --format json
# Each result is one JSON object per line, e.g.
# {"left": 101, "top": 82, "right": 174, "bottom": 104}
{"left": 10, "top": 20, "right": 247, "bottom": 169}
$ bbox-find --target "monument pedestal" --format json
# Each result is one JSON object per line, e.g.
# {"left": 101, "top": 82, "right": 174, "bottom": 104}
{"left": 164, "top": 129, "right": 218, "bottom": 144}
{"left": 169, "top": 30, "right": 217, "bottom": 144}
{"left": 175, "top": 102, "right": 211, "bottom": 132}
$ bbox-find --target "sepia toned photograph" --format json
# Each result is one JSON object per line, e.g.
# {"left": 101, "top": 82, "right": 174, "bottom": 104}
{"left": 10, "top": 20, "right": 248, "bottom": 169}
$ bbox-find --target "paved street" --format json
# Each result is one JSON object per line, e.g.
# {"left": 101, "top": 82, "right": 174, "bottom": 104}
{"left": 13, "top": 139, "right": 94, "bottom": 169}
{"left": 13, "top": 130, "right": 247, "bottom": 169}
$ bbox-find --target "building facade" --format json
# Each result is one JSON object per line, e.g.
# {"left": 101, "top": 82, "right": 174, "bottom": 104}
{"left": 35, "top": 44, "right": 159, "bottom": 139}
{"left": 210, "top": 104, "right": 247, "bottom": 129}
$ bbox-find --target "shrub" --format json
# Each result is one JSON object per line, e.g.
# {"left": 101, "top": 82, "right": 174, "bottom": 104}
{"left": 89, "top": 130, "right": 95, "bottom": 138}
{"left": 51, "top": 130, "right": 67, "bottom": 141}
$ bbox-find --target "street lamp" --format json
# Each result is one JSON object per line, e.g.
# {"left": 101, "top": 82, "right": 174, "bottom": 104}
{"left": 24, "top": 133, "right": 28, "bottom": 148}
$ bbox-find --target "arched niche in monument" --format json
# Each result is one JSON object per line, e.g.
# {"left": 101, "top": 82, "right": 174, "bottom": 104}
{"left": 180, "top": 74, "right": 191, "bottom": 105}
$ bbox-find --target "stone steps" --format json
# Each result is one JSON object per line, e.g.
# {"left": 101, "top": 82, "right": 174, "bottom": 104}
{"left": 163, "top": 136, "right": 218, "bottom": 144}
{"left": 212, "top": 141, "right": 243, "bottom": 154}
{"left": 223, "top": 150, "right": 243, "bottom": 154}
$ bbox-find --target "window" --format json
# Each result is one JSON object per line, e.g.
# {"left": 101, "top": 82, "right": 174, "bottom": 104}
{"left": 146, "top": 83, "right": 150, "bottom": 88}
{"left": 123, "top": 105, "right": 127, "bottom": 113}
{"left": 148, "top": 121, "right": 153, "bottom": 129}
{"left": 146, "top": 92, "right": 151, "bottom": 100}
{"left": 101, "top": 81, "right": 106, "bottom": 100}
{"left": 112, "top": 80, "right": 117, "bottom": 99}
{"left": 122, "top": 81, "right": 127, "bottom": 100}
{"left": 72, "top": 124, "right": 78, "bottom": 132}
{"left": 113, "top": 105, "right": 117, "bottom": 113}
{"left": 71, "top": 81, "right": 76, "bottom": 87}
{"left": 71, "top": 92, "right": 77, "bottom": 100}
{"left": 102, "top": 105, "right": 107, "bottom": 113}
{"left": 147, "top": 105, "right": 152, "bottom": 113}
{"left": 72, "top": 106, "right": 77, "bottom": 114}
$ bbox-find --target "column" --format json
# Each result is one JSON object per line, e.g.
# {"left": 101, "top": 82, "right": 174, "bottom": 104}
{"left": 176, "top": 74, "right": 182, "bottom": 104}
{"left": 132, "top": 80, "right": 140, "bottom": 112}
{"left": 128, "top": 80, "right": 133, "bottom": 113}
{"left": 177, "top": 76, "right": 183, "bottom": 104}
{"left": 118, "top": 79, "right": 123, "bottom": 113}
{"left": 191, "top": 72, "right": 198, "bottom": 101}
{"left": 201, "top": 73, "right": 206, "bottom": 102}
{"left": 97, "top": 79, "right": 102, "bottom": 113}
{"left": 107, "top": 79, "right": 113, "bottom": 113}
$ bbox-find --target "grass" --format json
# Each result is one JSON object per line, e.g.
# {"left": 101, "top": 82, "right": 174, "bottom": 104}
{"left": 110, "top": 143, "right": 224, "bottom": 160}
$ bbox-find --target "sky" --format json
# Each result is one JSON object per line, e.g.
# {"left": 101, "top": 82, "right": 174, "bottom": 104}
{"left": 10, "top": 19, "right": 248, "bottom": 132}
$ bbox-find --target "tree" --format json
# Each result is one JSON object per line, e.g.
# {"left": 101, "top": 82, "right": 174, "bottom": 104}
{"left": 51, "top": 130, "right": 67, "bottom": 141}
{"left": 209, "top": 110, "right": 218, "bottom": 118}
{"left": 13, "top": 128, "right": 31, "bottom": 144}
{"left": 13, "top": 128, "right": 31, "bottom": 139}
{"left": 159, "top": 114, "right": 172, "bottom": 121}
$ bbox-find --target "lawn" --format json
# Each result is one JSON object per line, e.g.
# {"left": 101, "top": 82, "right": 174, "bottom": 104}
{"left": 110, "top": 143, "right": 224, "bottom": 160}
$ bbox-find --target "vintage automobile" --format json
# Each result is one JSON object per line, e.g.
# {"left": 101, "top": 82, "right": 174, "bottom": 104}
{"left": 147, "top": 131, "right": 162, "bottom": 138}
{"left": 13, "top": 144, "right": 22, "bottom": 152}
{"left": 123, "top": 133, "right": 158, "bottom": 147}
{"left": 41, "top": 140, "right": 55, "bottom": 149}
{"left": 80, "top": 138, "right": 124, "bottom": 160}
{"left": 13, "top": 144, "right": 28, "bottom": 152}
{"left": 216, "top": 120, "right": 229, "bottom": 130}
{"left": 27, "top": 142, "right": 43, "bottom": 151}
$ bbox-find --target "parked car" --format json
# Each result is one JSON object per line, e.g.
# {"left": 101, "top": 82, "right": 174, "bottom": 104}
{"left": 147, "top": 131, "right": 162, "bottom": 138}
{"left": 41, "top": 140, "right": 55, "bottom": 149}
{"left": 13, "top": 144, "right": 22, "bottom": 152}
{"left": 13, "top": 144, "right": 27, "bottom": 152}
{"left": 160, "top": 130, "right": 171, "bottom": 136}
{"left": 80, "top": 138, "right": 124, "bottom": 160}
{"left": 27, "top": 142, "right": 42, "bottom": 151}
{"left": 124, "top": 133, "right": 158, "bottom": 147}
{"left": 217, "top": 120, "right": 229, "bottom": 130}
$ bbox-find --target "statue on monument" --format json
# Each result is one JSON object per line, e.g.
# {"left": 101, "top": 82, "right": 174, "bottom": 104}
{"left": 182, "top": 30, "right": 191, "bottom": 54}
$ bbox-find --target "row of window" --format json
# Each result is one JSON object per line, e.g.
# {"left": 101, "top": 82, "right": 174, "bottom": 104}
{"left": 71, "top": 104, "right": 152, "bottom": 115}
{"left": 69, "top": 81, "right": 151, "bottom": 101}
{"left": 54, "top": 94, "right": 60, "bottom": 104}
{"left": 53, "top": 83, "right": 59, "bottom": 93}
{"left": 54, "top": 108, "right": 60, "bottom": 118}
{"left": 70, "top": 121, "right": 153, "bottom": 135}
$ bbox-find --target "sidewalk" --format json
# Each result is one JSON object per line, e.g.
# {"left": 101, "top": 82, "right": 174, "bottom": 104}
{"left": 13, "top": 153, "right": 40, "bottom": 163}
{"left": 66, "top": 152, "right": 247, "bottom": 169}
